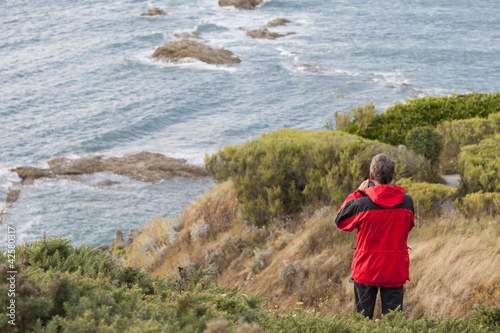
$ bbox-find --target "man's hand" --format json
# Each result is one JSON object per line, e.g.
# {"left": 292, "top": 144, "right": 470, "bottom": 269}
{"left": 358, "top": 179, "right": 369, "bottom": 192}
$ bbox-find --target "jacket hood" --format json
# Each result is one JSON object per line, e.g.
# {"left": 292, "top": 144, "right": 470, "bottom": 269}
{"left": 364, "top": 185, "right": 405, "bottom": 208}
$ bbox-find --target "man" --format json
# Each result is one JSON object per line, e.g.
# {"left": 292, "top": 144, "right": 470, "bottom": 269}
{"left": 335, "top": 153, "right": 414, "bottom": 319}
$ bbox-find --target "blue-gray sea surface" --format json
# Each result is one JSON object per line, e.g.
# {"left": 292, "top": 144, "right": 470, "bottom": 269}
{"left": 1, "top": 0, "right": 499, "bottom": 248}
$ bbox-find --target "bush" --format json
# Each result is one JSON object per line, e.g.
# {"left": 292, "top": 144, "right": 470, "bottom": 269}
{"left": 458, "top": 134, "right": 500, "bottom": 193}
{"left": 205, "top": 129, "right": 433, "bottom": 226}
{"left": 436, "top": 113, "right": 500, "bottom": 173}
{"left": 339, "top": 93, "right": 500, "bottom": 145}
{"left": 405, "top": 127, "right": 443, "bottom": 165}
{"left": 455, "top": 192, "right": 500, "bottom": 217}
{"left": 334, "top": 102, "right": 376, "bottom": 134}
{"left": 395, "top": 178, "right": 455, "bottom": 217}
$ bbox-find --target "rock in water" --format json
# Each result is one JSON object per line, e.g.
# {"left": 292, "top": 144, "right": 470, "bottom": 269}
{"left": 242, "top": 28, "right": 295, "bottom": 40}
{"left": 219, "top": 0, "right": 263, "bottom": 10}
{"left": 5, "top": 189, "right": 20, "bottom": 204}
{"left": 266, "top": 18, "right": 291, "bottom": 27}
{"left": 11, "top": 152, "right": 210, "bottom": 184}
{"left": 10, "top": 166, "right": 55, "bottom": 184}
{"left": 141, "top": 7, "right": 167, "bottom": 16}
{"left": 152, "top": 40, "right": 241, "bottom": 65}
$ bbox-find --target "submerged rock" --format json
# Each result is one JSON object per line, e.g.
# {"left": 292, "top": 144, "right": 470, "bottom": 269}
{"left": 266, "top": 18, "right": 291, "bottom": 27}
{"left": 141, "top": 7, "right": 167, "bottom": 16}
{"left": 174, "top": 31, "right": 202, "bottom": 40}
{"left": 95, "top": 180, "right": 121, "bottom": 187}
{"left": 152, "top": 40, "right": 241, "bottom": 65}
{"left": 5, "top": 189, "right": 20, "bottom": 204}
{"left": 219, "top": 0, "right": 263, "bottom": 10}
{"left": 11, "top": 152, "right": 209, "bottom": 184}
{"left": 241, "top": 27, "right": 295, "bottom": 40}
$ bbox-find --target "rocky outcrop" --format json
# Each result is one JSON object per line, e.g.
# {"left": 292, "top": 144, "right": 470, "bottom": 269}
{"left": 11, "top": 152, "right": 209, "bottom": 184}
{"left": 152, "top": 40, "right": 241, "bottom": 65}
{"left": 241, "top": 28, "right": 295, "bottom": 40}
{"left": 141, "top": 7, "right": 167, "bottom": 16}
{"left": 266, "top": 18, "right": 291, "bottom": 27}
{"left": 219, "top": 0, "right": 263, "bottom": 10}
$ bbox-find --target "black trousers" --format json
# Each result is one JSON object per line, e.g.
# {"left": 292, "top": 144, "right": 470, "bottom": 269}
{"left": 354, "top": 281, "right": 404, "bottom": 319}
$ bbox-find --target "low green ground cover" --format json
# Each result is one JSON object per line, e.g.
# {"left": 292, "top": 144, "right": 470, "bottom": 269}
{"left": 458, "top": 134, "right": 500, "bottom": 194}
{"left": 1, "top": 238, "right": 498, "bottom": 332}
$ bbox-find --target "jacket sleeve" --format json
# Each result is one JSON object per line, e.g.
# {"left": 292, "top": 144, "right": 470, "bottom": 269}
{"left": 335, "top": 190, "right": 366, "bottom": 232}
{"left": 339, "top": 189, "right": 366, "bottom": 212}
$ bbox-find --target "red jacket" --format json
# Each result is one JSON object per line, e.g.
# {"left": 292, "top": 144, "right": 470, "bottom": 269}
{"left": 335, "top": 185, "right": 414, "bottom": 288}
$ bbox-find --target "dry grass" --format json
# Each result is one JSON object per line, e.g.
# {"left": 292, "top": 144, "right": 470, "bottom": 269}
{"left": 405, "top": 214, "right": 500, "bottom": 319}
{"left": 128, "top": 180, "right": 500, "bottom": 320}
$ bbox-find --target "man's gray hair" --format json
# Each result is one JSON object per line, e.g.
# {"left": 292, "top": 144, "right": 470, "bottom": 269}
{"left": 370, "top": 154, "right": 395, "bottom": 184}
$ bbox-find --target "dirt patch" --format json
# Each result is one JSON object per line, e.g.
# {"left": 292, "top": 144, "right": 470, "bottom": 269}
{"left": 141, "top": 7, "right": 167, "bottom": 16}
{"left": 11, "top": 152, "right": 209, "bottom": 184}
{"left": 219, "top": 0, "right": 263, "bottom": 10}
{"left": 152, "top": 40, "right": 241, "bottom": 65}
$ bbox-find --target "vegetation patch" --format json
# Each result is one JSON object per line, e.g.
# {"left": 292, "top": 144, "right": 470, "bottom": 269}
{"left": 455, "top": 192, "right": 500, "bottom": 217}
{"left": 206, "top": 129, "right": 433, "bottom": 226}
{"left": 395, "top": 178, "right": 455, "bottom": 218}
{"left": 458, "top": 134, "right": 500, "bottom": 193}
{"left": 336, "top": 93, "right": 500, "bottom": 146}
{"left": 436, "top": 113, "right": 500, "bottom": 173}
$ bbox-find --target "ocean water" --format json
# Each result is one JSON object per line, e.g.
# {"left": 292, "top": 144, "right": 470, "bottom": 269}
{"left": 1, "top": 0, "right": 499, "bottom": 248}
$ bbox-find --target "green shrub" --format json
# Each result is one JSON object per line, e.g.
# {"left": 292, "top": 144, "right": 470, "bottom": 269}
{"left": 458, "top": 134, "right": 500, "bottom": 193}
{"left": 405, "top": 127, "right": 443, "bottom": 165}
{"left": 335, "top": 102, "right": 376, "bottom": 134}
{"left": 436, "top": 113, "right": 500, "bottom": 174}
{"left": 205, "top": 129, "right": 433, "bottom": 226}
{"left": 339, "top": 93, "right": 500, "bottom": 145}
{"left": 396, "top": 178, "right": 455, "bottom": 218}
{"left": 455, "top": 192, "right": 500, "bottom": 217}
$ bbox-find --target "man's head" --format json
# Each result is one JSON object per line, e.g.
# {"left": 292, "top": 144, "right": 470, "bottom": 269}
{"left": 370, "top": 154, "right": 396, "bottom": 185}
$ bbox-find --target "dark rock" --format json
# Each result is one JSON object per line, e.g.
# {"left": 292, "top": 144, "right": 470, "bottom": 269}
{"left": 219, "top": 0, "right": 263, "bottom": 10}
{"left": 152, "top": 40, "right": 241, "bottom": 65}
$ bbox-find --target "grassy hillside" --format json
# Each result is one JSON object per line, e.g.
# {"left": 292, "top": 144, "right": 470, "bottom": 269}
{"left": 127, "top": 179, "right": 499, "bottom": 323}
{"left": 125, "top": 125, "right": 499, "bottom": 330}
